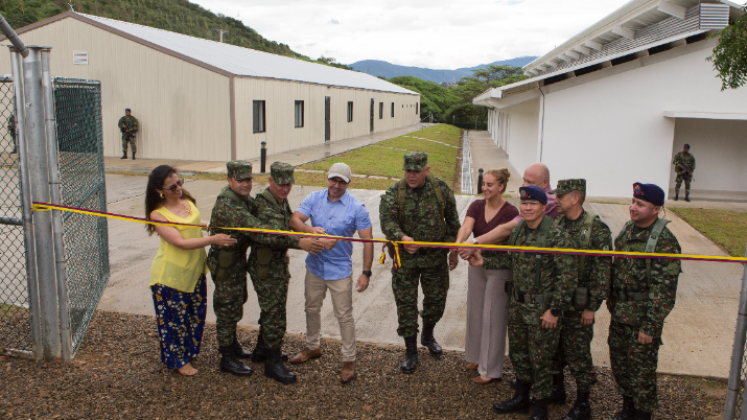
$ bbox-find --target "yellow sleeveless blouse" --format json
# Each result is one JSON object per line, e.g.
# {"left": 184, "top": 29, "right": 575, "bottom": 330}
{"left": 149, "top": 201, "right": 209, "bottom": 293}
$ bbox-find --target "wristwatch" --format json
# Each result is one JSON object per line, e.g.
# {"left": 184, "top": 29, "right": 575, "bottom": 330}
{"left": 472, "top": 239, "right": 479, "bottom": 244}
{"left": 362, "top": 270, "right": 372, "bottom": 277}
{"left": 550, "top": 308, "right": 560, "bottom": 317}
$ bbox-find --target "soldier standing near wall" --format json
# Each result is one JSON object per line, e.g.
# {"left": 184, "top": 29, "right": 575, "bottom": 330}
{"left": 379, "top": 152, "right": 461, "bottom": 374}
{"left": 672, "top": 144, "right": 696, "bottom": 202}
{"left": 207, "top": 161, "right": 260, "bottom": 377}
{"left": 118, "top": 108, "right": 139, "bottom": 160}
{"left": 607, "top": 183, "right": 681, "bottom": 420}
{"left": 247, "top": 162, "right": 327, "bottom": 384}
{"left": 549, "top": 179, "right": 613, "bottom": 420}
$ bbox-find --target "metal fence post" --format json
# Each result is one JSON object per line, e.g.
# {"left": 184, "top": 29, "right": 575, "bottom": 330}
{"left": 9, "top": 47, "right": 43, "bottom": 361}
{"left": 260, "top": 141, "right": 267, "bottom": 173}
{"left": 41, "top": 48, "right": 71, "bottom": 361}
{"left": 724, "top": 246, "right": 747, "bottom": 420}
{"left": 23, "top": 46, "right": 61, "bottom": 361}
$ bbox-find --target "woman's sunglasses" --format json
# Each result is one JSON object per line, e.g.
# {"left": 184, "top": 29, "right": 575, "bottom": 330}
{"left": 164, "top": 178, "right": 184, "bottom": 192}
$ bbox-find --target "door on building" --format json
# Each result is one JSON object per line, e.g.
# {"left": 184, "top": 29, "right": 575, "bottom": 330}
{"left": 370, "top": 98, "right": 374, "bottom": 133}
{"left": 325, "top": 96, "right": 331, "bottom": 141}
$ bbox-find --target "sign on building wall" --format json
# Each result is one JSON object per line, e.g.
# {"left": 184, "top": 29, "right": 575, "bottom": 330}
{"left": 73, "top": 51, "right": 88, "bottom": 65}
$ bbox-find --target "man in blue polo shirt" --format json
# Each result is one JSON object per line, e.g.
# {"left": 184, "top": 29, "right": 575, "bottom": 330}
{"left": 288, "top": 162, "right": 374, "bottom": 383}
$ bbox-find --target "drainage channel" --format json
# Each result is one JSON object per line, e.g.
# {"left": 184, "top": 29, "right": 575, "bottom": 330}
{"left": 461, "top": 131, "right": 473, "bottom": 195}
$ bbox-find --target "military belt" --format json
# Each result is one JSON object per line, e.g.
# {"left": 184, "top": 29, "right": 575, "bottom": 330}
{"left": 512, "top": 289, "right": 551, "bottom": 304}
{"left": 612, "top": 287, "right": 650, "bottom": 302}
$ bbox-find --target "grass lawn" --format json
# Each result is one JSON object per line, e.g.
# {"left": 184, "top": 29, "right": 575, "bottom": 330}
{"left": 668, "top": 207, "right": 747, "bottom": 257}
{"left": 297, "top": 124, "right": 461, "bottom": 181}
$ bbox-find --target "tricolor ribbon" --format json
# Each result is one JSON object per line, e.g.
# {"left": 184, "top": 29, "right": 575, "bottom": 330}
{"left": 32, "top": 202, "right": 747, "bottom": 266}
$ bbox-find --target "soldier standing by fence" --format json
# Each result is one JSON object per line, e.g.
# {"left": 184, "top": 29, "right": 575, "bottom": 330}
{"left": 549, "top": 179, "right": 613, "bottom": 420}
{"left": 607, "top": 183, "right": 681, "bottom": 420}
{"left": 379, "top": 152, "right": 461, "bottom": 374}
{"left": 207, "top": 161, "right": 260, "bottom": 377}
{"left": 247, "top": 162, "right": 327, "bottom": 384}
{"left": 118, "top": 108, "right": 139, "bottom": 160}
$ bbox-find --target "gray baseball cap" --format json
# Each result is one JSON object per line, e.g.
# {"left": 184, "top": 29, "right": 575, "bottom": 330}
{"left": 328, "top": 162, "right": 352, "bottom": 183}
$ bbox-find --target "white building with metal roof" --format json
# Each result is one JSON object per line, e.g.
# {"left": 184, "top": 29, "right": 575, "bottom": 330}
{"left": 0, "top": 11, "right": 420, "bottom": 161}
{"left": 473, "top": 0, "right": 746, "bottom": 200}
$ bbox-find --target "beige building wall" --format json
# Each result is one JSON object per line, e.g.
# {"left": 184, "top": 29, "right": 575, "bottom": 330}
{"left": 0, "top": 17, "right": 232, "bottom": 161}
{"left": 234, "top": 77, "right": 420, "bottom": 159}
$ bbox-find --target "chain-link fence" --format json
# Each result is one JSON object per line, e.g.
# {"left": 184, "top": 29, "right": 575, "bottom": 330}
{"left": 0, "top": 79, "right": 31, "bottom": 355}
{"left": 53, "top": 78, "right": 109, "bottom": 353}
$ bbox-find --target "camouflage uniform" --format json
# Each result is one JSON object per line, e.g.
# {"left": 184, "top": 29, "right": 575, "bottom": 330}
{"left": 207, "top": 161, "right": 257, "bottom": 347}
{"left": 118, "top": 113, "right": 140, "bottom": 155}
{"left": 549, "top": 179, "right": 613, "bottom": 392}
{"left": 247, "top": 162, "right": 301, "bottom": 351}
{"left": 672, "top": 151, "right": 695, "bottom": 196}
{"left": 379, "top": 153, "right": 461, "bottom": 338}
{"left": 483, "top": 218, "right": 577, "bottom": 400}
{"left": 608, "top": 219, "right": 681, "bottom": 413}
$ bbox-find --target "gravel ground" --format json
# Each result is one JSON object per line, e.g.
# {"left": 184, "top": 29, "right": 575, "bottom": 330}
{"left": 1, "top": 311, "right": 726, "bottom": 419}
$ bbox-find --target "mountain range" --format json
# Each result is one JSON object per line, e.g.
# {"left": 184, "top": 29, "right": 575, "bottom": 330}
{"left": 350, "top": 56, "right": 538, "bottom": 83}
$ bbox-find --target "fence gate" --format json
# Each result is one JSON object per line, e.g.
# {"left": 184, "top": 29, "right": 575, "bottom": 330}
{"left": 0, "top": 78, "right": 31, "bottom": 356}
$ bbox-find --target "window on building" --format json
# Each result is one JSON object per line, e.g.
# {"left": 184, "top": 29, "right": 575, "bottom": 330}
{"left": 416, "top": 103, "right": 419, "bottom": 114}
{"left": 379, "top": 102, "right": 383, "bottom": 119}
{"left": 347, "top": 101, "right": 353, "bottom": 122}
{"left": 253, "top": 100, "right": 266, "bottom": 133}
{"left": 294, "top": 100, "right": 304, "bottom": 128}
{"left": 391, "top": 102, "right": 394, "bottom": 117}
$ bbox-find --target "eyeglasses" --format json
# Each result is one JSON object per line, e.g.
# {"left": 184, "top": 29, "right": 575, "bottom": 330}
{"left": 328, "top": 178, "right": 348, "bottom": 187}
{"left": 164, "top": 178, "right": 184, "bottom": 192}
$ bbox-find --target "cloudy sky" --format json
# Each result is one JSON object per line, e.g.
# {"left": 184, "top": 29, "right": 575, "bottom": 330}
{"left": 190, "top": 0, "right": 745, "bottom": 69}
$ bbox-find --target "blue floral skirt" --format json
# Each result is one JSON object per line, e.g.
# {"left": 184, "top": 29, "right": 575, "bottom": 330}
{"left": 151, "top": 275, "right": 207, "bottom": 370}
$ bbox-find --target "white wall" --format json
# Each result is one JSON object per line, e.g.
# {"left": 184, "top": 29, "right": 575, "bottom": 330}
{"left": 538, "top": 38, "right": 747, "bottom": 198}
{"left": 669, "top": 118, "right": 747, "bottom": 192}
{"left": 501, "top": 98, "right": 540, "bottom": 178}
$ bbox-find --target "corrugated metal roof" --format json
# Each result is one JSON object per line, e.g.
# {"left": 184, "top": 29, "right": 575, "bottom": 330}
{"left": 77, "top": 13, "right": 417, "bottom": 95}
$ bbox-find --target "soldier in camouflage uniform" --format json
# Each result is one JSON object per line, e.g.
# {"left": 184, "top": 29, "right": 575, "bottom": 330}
{"left": 207, "top": 161, "right": 259, "bottom": 377}
{"left": 608, "top": 182, "right": 681, "bottom": 420}
{"left": 470, "top": 185, "right": 577, "bottom": 420}
{"left": 118, "top": 108, "right": 139, "bottom": 160}
{"left": 549, "top": 179, "right": 612, "bottom": 420}
{"left": 672, "top": 144, "right": 696, "bottom": 202}
{"left": 247, "top": 162, "right": 326, "bottom": 384}
{"left": 379, "top": 152, "right": 461, "bottom": 374}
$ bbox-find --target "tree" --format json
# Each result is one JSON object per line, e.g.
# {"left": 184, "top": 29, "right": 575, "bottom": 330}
{"left": 708, "top": 8, "right": 747, "bottom": 90}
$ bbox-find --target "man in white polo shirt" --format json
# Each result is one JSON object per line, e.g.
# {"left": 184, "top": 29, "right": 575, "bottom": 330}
{"left": 288, "top": 162, "right": 374, "bottom": 383}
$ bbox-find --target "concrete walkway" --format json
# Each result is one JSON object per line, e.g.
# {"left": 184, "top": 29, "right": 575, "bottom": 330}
{"left": 99, "top": 174, "right": 742, "bottom": 379}
{"left": 466, "top": 130, "right": 523, "bottom": 196}
{"left": 104, "top": 123, "right": 433, "bottom": 175}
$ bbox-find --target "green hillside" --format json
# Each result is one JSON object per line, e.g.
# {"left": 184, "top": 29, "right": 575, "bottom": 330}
{"left": 0, "top": 0, "right": 308, "bottom": 59}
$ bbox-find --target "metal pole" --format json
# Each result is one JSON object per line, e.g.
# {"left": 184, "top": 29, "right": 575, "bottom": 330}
{"left": 260, "top": 141, "right": 267, "bottom": 173}
{"left": 10, "top": 47, "right": 42, "bottom": 361}
{"left": 41, "top": 48, "right": 71, "bottom": 361}
{"left": 24, "top": 46, "right": 61, "bottom": 361}
{"left": 0, "top": 14, "right": 29, "bottom": 57}
{"left": 477, "top": 168, "right": 484, "bottom": 194}
{"left": 724, "top": 246, "right": 747, "bottom": 420}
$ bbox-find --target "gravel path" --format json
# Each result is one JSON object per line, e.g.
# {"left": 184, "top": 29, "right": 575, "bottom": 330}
{"left": 1, "top": 311, "right": 725, "bottom": 419}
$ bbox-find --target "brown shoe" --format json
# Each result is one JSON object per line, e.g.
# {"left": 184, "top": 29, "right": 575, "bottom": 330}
{"left": 466, "top": 363, "right": 478, "bottom": 370}
{"left": 341, "top": 361, "right": 355, "bottom": 383}
{"left": 289, "top": 347, "right": 322, "bottom": 364}
{"left": 472, "top": 375, "right": 497, "bottom": 384}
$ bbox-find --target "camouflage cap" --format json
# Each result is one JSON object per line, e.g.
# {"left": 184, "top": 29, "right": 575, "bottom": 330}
{"left": 270, "top": 162, "right": 295, "bottom": 185}
{"left": 403, "top": 152, "right": 428, "bottom": 171}
{"left": 550, "top": 179, "right": 586, "bottom": 196}
{"left": 226, "top": 160, "right": 254, "bottom": 181}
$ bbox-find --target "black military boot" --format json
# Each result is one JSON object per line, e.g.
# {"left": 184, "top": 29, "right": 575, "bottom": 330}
{"left": 120, "top": 151, "right": 127, "bottom": 159}
{"left": 562, "top": 390, "right": 591, "bottom": 420}
{"left": 219, "top": 345, "right": 253, "bottom": 377}
{"left": 232, "top": 335, "right": 252, "bottom": 359}
{"left": 528, "top": 397, "right": 550, "bottom": 420}
{"left": 611, "top": 396, "right": 637, "bottom": 420}
{"left": 545, "top": 373, "right": 567, "bottom": 405}
{"left": 674, "top": 193, "right": 679, "bottom": 201}
{"left": 400, "top": 336, "right": 418, "bottom": 374}
{"left": 251, "top": 334, "right": 288, "bottom": 363}
{"left": 493, "top": 380, "right": 531, "bottom": 414}
{"left": 685, "top": 193, "right": 690, "bottom": 202}
{"left": 634, "top": 411, "right": 652, "bottom": 420}
{"left": 131, "top": 152, "right": 136, "bottom": 160}
{"left": 264, "top": 349, "right": 297, "bottom": 384}
{"left": 420, "top": 323, "right": 443, "bottom": 356}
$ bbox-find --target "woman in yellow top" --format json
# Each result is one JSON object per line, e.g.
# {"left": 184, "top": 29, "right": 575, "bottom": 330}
{"left": 145, "top": 165, "right": 236, "bottom": 376}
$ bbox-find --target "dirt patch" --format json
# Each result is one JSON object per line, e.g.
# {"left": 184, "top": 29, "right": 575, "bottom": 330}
{"left": 0, "top": 311, "right": 726, "bottom": 419}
